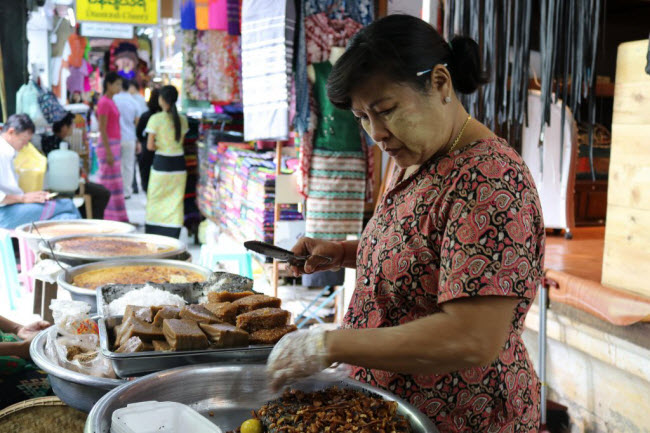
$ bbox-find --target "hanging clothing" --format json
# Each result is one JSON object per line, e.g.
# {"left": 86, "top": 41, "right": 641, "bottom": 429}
{"left": 195, "top": 0, "right": 209, "bottom": 30}
{"left": 144, "top": 113, "right": 189, "bottom": 238}
{"left": 208, "top": 0, "right": 228, "bottom": 30}
{"left": 66, "top": 34, "right": 87, "bottom": 68}
{"left": 227, "top": 0, "right": 241, "bottom": 35}
{"left": 66, "top": 64, "right": 87, "bottom": 94}
{"left": 181, "top": 0, "right": 197, "bottom": 29}
{"left": 304, "top": 61, "right": 366, "bottom": 241}
{"left": 95, "top": 96, "right": 128, "bottom": 222}
{"left": 297, "top": 12, "right": 364, "bottom": 196}
{"left": 240, "top": 0, "right": 295, "bottom": 140}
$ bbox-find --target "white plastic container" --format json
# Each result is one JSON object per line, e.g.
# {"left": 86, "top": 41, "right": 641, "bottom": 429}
{"left": 46, "top": 141, "right": 79, "bottom": 193}
{"left": 110, "top": 401, "right": 223, "bottom": 433}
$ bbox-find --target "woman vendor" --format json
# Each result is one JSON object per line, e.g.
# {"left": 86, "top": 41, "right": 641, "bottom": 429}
{"left": 267, "top": 15, "right": 544, "bottom": 432}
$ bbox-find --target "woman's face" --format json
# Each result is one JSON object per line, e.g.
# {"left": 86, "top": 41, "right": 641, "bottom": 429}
{"left": 350, "top": 70, "right": 455, "bottom": 169}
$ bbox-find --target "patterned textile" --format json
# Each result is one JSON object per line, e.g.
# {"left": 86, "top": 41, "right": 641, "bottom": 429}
{"left": 0, "top": 331, "right": 52, "bottom": 409}
{"left": 297, "top": 13, "right": 363, "bottom": 196}
{"left": 304, "top": 0, "right": 374, "bottom": 26}
{"left": 145, "top": 113, "right": 189, "bottom": 238}
{"left": 227, "top": 0, "right": 241, "bottom": 35}
{"left": 183, "top": 30, "right": 241, "bottom": 104}
{"left": 241, "top": 0, "right": 295, "bottom": 141}
{"left": 95, "top": 138, "right": 128, "bottom": 222}
{"left": 305, "top": 150, "right": 366, "bottom": 240}
{"left": 344, "top": 138, "right": 544, "bottom": 432}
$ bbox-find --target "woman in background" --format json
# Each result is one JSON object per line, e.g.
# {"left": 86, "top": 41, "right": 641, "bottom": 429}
{"left": 95, "top": 72, "right": 128, "bottom": 222}
{"left": 144, "top": 85, "right": 188, "bottom": 238}
{"left": 135, "top": 88, "right": 161, "bottom": 193}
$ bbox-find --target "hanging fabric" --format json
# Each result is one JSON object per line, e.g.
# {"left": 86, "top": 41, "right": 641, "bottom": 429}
{"left": 240, "top": 0, "right": 295, "bottom": 141}
{"left": 208, "top": 0, "right": 228, "bottom": 30}
{"left": 195, "top": 0, "right": 210, "bottom": 30}
{"left": 227, "top": 0, "right": 242, "bottom": 35}
{"left": 181, "top": 0, "right": 197, "bottom": 30}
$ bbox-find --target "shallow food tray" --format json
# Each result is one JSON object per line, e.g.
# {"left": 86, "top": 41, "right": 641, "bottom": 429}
{"left": 85, "top": 364, "right": 438, "bottom": 433}
{"left": 97, "top": 281, "right": 207, "bottom": 318}
{"left": 99, "top": 316, "right": 272, "bottom": 378}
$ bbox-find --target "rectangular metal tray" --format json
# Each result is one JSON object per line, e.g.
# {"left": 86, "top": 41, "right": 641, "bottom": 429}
{"left": 99, "top": 316, "right": 271, "bottom": 378}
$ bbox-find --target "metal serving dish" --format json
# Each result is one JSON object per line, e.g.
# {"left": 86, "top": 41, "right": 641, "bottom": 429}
{"left": 15, "top": 219, "right": 135, "bottom": 253}
{"left": 85, "top": 364, "right": 438, "bottom": 433}
{"left": 39, "top": 233, "right": 187, "bottom": 266}
{"left": 57, "top": 259, "right": 212, "bottom": 312}
{"left": 29, "top": 320, "right": 126, "bottom": 413}
{"left": 99, "top": 316, "right": 272, "bottom": 377}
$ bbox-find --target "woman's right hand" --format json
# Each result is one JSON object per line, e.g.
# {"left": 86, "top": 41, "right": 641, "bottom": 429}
{"left": 290, "top": 237, "right": 345, "bottom": 276}
{"left": 22, "top": 191, "right": 49, "bottom": 204}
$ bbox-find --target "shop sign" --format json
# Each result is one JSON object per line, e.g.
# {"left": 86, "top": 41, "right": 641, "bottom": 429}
{"left": 75, "top": 0, "right": 158, "bottom": 25}
{"left": 80, "top": 22, "right": 134, "bottom": 38}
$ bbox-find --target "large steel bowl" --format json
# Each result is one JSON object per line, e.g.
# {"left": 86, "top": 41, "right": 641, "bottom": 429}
{"left": 57, "top": 259, "right": 212, "bottom": 312}
{"left": 39, "top": 233, "right": 188, "bottom": 266}
{"left": 29, "top": 322, "right": 126, "bottom": 413}
{"left": 85, "top": 364, "right": 438, "bottom": 433}
{"left": 15, "top": 219, "right": 135, "bottom": 253}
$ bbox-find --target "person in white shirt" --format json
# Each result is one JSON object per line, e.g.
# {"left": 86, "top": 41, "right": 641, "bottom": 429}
{"left": 112, "top": 80, "right": 140, "bottom": 198}
{"left": 0, "top": 114, "right": 80, "bottom": 229}
{"left": 128, "top": 81, "right": 148, "bottom": 116}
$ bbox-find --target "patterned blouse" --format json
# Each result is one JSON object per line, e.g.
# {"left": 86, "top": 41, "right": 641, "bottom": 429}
{"left": 343, "top": 138, "right": 544, "bottom": 432}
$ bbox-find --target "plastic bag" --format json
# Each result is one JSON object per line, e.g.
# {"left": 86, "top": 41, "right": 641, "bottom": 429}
{"left": 45, "top": 299, "right": 116, "bottom": 378}
{"left": 27, "top": 259, "right": 71, "bottom": 284}
{"left": 13, "top": 143, "right": 47, "bottom": 192}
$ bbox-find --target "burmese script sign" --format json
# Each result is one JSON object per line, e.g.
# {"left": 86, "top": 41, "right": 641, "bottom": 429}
{"left": 76, "top": 0, "right": 158, "bottom": 25}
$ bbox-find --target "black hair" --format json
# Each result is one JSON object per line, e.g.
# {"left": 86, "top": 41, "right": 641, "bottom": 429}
{"left": 103, "top": 71, "right": 122, "bottom": 93}
{"left": 52, "top": 112, "right": 75, "bottom": 135}
{"left": 327, "top": 14, "right": 489, "bottom": 109}
{"left": 4, "top": 114, "right": 35, "bottom": 134}
{"left": 147, "top": 88, "right": 162, "bottom": 113}
{"left": 159, "top": 85, "right": 181, "bottom": 141}
{"left": 129, "top": 81, "right": 140, "bottom": 90}
{"left": 121, "top": 78, "right": 130, "bottom": 91}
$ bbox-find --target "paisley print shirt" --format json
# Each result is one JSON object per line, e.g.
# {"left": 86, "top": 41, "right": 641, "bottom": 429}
{"left": 343, "top": 138, "right": 544, "bottom": 432}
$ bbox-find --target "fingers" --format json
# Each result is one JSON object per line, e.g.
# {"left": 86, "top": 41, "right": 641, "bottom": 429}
{"left": 38, "top": 321, "right": 51, "bottom": 329}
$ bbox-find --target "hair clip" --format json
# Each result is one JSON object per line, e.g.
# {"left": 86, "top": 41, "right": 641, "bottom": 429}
{"left": 415, "top": 63, "right": 448, "bottom": 77}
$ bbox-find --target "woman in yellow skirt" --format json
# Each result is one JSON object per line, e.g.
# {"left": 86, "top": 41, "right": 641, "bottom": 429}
{"left": 144, "top": 85, "right": 188, "bottom": 238}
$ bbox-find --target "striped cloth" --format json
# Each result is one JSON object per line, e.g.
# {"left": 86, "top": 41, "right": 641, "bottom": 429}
{"left": 305, "top": 149, "right": 366, "bottom": 240}
{"left": 95, "top": 138, "right": 128, "bottom": 222}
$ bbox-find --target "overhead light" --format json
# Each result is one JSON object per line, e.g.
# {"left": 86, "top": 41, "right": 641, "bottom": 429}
{"left": 67, "top": 7, "right": 76, "bottom": 27}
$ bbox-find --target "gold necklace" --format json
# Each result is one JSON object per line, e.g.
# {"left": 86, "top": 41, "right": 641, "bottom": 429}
{"left": 448, "top": 115, "right": 472, "bottom": 154}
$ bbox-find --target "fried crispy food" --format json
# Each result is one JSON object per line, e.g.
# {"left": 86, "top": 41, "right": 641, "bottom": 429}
{"left": 202, "top": 302, "right": 239, "bottom": 325}
{"left": 253, "top": 387, "right": 413, "bottom": 433}
{"left": 199, "top": 323, "right": 249, "bottom": 348}
{"left": 207, "top": 291, "right": 255, "bottom": 303}
{"left": 235, "top": 308, "right": 290, "bottom": 333}
{"left": 162, "top": 319, "right": 209, "bottom": 351}
{"left": 152, "top": 306, "right": 181, "bottom": 327}
{"left": 232, "top": 295, "right": 282, "bottom": 314}
{"left": 249, "top": 325, "right": 297, "bottom": 345}
{"left": 179, "top": 304, "right": 221, "bottom": 324}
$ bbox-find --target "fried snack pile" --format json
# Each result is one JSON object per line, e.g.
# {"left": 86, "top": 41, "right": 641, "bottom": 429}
{"left": 230, "top": 387, "right": 413, "bottom": 433}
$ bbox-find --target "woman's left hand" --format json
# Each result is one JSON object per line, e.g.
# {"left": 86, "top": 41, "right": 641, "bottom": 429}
{"left": 266, "top": 328, "right": 331, "bottom": 392}
{"left": 17, "top": 321, "right": 51, "bottom": 341}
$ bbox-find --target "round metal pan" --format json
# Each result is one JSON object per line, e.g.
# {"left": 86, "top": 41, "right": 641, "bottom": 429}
{"left": 29, "top": 322, "right": 126, "bottom": 413}
{"left": 14, "top": 219, "right": 135, "bottom": 253}
{"left": 57, "top": 259, "right": 212, "bottom": 312}
{"left": 39, "top": 233, "right": 187, "bottom": 265}
{"left": 85, "top": 364, "right": 438, "bottom": 433}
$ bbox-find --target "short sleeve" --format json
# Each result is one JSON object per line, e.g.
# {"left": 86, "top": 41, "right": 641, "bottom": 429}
{"left": 181, "top": 116, "right": 189, "bottom": 137}
{"left": 145, "top": 113, "right": 159, "bottom": 135}
{"left": 437, "top": 156, "right": 544, "bottom": 305}
{"left": 96, "top": 98, "right": 109, "bottom": 117}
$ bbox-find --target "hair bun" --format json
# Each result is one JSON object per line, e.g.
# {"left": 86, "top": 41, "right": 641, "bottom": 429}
{"left": 448, "top": 35, "right": 489, "bottom": 94}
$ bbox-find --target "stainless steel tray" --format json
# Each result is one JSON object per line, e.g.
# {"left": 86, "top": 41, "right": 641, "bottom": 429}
{"left": 57, "top": 259, "right": 212, "bottom": 313}
{"left": 29, "top": 320, "right": 126, "bottom": 413}
{"left": 14, "top": 219, "right": 135, "bottom": 253}
{"left": 85, "top": 364, "right": 438, "bottom": 433}
{"left": 40, "top": 232, "right": 187, "bottom": 265}
{"left": 99, "top": 316, "right": 272, "bottom": 378}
